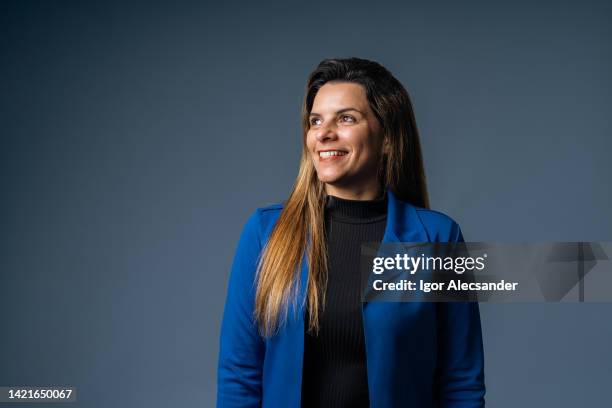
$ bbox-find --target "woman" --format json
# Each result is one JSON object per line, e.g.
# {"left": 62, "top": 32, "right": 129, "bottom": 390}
{"left": 217, "top": 57, "right": 485, "bottom": 408}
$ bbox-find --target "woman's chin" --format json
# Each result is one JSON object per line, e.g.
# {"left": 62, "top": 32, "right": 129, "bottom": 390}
{"left": 317, "top": 174, "right": 346, "bottom": 185}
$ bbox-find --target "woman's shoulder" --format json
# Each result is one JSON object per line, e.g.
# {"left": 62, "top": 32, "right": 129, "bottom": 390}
{"left": 257, "top": 201, "right": 285, "bottom": 213}
{"left": 240, "top": 201, "right": 285, "bottom": 243}
{"left": 254, "top": 201, "right": 285, "bottom": 220}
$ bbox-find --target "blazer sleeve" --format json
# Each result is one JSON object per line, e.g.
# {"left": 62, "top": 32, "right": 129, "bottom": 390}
{"left": 435, "top": 223, "right": 486, "bottom": 407}
{"left": 217, "top": 209, "right": 266, "bottom": 408}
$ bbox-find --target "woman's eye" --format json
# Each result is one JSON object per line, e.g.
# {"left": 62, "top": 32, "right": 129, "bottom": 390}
{"left": 309, "top": 116, "right": 354, "bottom": 126}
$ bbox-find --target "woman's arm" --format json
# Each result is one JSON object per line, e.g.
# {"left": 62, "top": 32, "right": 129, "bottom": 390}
{"left": 435, "top": 223, "right": 486, "bottom": 407}
{"left": 217, "top": 210, "right": 266, "bottom": 408}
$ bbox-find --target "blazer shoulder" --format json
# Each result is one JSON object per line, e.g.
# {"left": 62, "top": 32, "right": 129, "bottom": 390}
{"left": 245, "top": 201, "right": 285, "bottom": 241}
{"left": 255, "top": 201, "right": 284, "bottom": 222}
{"left": 257, "top": 201, "right": 285, "bottom": 213}
{"left": 413, "top": 206, "right": 463, "bottom": 242}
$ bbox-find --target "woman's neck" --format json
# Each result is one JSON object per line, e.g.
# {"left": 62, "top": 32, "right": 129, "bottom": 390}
{"left": 325, "top": 191, "right": 388, "bottom": 220}
{"left": 324, "top": 182, "right": 383, "bottom": 201}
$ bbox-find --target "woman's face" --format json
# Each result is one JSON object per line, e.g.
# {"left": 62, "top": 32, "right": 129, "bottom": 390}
{"left": 306, "top": 81, "right": 386, "bottom": 199}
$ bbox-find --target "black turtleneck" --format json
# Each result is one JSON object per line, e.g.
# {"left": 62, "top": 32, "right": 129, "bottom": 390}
{"left": 301, "top": 191, "right": 388, "bottom": 408}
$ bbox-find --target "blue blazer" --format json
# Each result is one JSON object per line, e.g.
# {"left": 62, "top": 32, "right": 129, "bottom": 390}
{"left": 217, "top": 189, "right": 485, "bottom": 407}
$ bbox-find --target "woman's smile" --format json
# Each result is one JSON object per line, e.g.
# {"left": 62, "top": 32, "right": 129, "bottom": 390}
{"left": 318, "top": 149, "right": 348, "bottom": 161}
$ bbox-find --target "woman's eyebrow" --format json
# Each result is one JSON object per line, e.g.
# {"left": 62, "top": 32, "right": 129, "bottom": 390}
{"left": 309, "top": 108, "right": 364, "bottom": 117}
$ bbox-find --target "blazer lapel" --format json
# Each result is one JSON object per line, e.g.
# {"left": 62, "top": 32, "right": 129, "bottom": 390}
{"left": 383, "top": 189, "right": 429, "bottom": 243}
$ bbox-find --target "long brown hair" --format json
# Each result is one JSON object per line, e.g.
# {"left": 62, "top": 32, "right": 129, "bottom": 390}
{"left": 254, "top": 57, "right": 429, "bottom": 336}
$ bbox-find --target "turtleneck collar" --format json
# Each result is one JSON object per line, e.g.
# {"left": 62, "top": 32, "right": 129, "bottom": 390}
{"left": 324, "top": 190, "right": 388, "bottom": 221}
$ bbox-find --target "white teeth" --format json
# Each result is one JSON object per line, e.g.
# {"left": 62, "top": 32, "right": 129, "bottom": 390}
{"left": 319, "top": 151, "right": 347, "bottom": 157}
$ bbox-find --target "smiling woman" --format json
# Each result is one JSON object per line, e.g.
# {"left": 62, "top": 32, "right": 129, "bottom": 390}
{"left": 217, "top": 57, "right": 485, "bottom": 408}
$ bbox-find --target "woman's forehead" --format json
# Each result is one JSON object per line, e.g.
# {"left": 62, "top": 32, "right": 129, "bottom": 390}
{"left": 312, "top": 82, "right": 369, "bottom": 112}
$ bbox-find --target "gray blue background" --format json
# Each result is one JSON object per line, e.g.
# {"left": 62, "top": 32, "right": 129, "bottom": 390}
{"left": 1, "top": 0, "right": 611, "bottom": 406}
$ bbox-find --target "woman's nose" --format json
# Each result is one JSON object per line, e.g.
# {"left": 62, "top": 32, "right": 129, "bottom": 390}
{"left": 316, "top": 123, "right": 338, "bottom": 142}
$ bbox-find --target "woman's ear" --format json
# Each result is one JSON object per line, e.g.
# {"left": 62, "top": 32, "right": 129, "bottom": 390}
{"left": 382, "top": 137, "right": 390, "bottom": 155}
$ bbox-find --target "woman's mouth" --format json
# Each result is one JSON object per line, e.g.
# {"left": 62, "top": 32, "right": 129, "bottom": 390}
{"left": 319, "top": 150, "right": 348, "bottom": 160}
